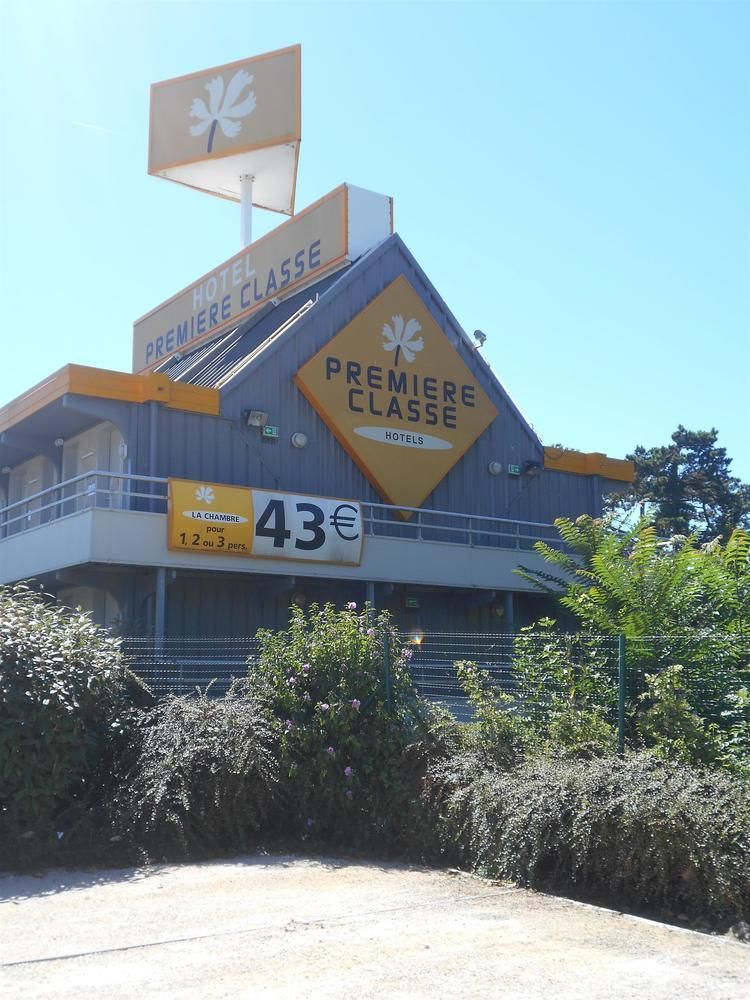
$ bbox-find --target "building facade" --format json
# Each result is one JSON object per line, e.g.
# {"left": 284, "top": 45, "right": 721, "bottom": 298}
{"left": 0, "top": 233, "right": 632, "bottom": 640}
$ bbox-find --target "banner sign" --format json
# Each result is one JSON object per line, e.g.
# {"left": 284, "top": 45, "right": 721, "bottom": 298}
{"left": 133, "top": 184, "right": 392, "bottom": 373}
{"left": 294, "top": 276, "right": 498, "bottom": 511}
{"left": 148, "top": 45, "right": 301, "bottom": 213}
{"left": 168, "top": 479, "right": 363, "bottom": 566}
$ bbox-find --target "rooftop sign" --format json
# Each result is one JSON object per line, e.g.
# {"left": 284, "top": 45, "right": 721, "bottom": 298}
{"left": 148, "top": 45, "right": 301, "bottom": 215}
{"left": 132, "top": 184, "right": 393, "bottom": 373}
{"left": 295, "top": 276, "right": 498, "bottom": 511}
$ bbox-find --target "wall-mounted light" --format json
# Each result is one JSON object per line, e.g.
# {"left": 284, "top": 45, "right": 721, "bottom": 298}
{"left": 244, "top": 409, "right": 268, "bottom": 428}
{"left": 291, "top": 432, "right": 308, "bottom": 449}
{"left": 408, "top": 629, "right": 425, "bottom": 645}
{"left": 54, "top": 438, "right": 64, "bottom": 448}
{"left": 488, "top": 461, "right": 503, "bottom": 476}
{"left": 521, "top": 460, "right": 544, "bottom": 478}
{"left": 473, "top": 329, "right": 487, "bottom": 348}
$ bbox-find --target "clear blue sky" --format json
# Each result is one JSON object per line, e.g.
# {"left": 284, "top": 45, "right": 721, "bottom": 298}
{"left": 2, "top": 1, "right": 748, "bottom": 480}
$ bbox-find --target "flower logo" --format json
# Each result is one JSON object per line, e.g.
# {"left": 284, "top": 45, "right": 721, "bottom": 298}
{"left": 195, "top": 486, "right": 215, "bottom": 504}
{"left": 382, "top": 315, "right": 424, "bottom": 367}
{"left": 189, "top": 69, "right": 257, "bottom": 153}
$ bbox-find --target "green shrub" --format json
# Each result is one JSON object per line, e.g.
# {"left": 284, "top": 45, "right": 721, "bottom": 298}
{"left": 249, "top": 603, "right": 439, "bottom": 851}
{"left": 455, "top": 624, "right": 618, "bottom": 758}
{"left": 545, "top": 701, "right": 616, "bottom": 756}
{"left": 512, "top": 621, "right": 618, "bottom": 752}
{"left": 112, "top": 681, "right": 280, "bottom": 860}
{"left": 454, "top": 661, "right": 531, "bottom": 766}
{"left": 430, "top": 752, "right": 750, "bottom": 925}
{"left": 637, "top": 665, "right": 724, "bottom": 765}
{"left": 0, "top": 584, "right": 132, "bottom": 858}
{"left": 717, "top": 687, "right": 750, "bottom": 777}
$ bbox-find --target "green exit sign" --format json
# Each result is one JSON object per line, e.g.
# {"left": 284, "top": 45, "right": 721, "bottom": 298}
{"left": 508, "top": 464, "right": 521, "bottom": 476}
{"left": 261, "top": 425, "right": 279, "bottom": 439}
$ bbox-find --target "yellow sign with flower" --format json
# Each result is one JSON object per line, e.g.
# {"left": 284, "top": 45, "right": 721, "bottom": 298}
{"left": 294, "top": 276, "right": 497, "bottom": 511}
{"left": 168, "top": 479, "right": 254, "bottom": 554}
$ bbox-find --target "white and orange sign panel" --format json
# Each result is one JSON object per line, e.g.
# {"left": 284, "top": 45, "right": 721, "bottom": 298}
{"left": 295, "top": 276, "right": 498, "bottom": 512}
{"left": 149, "top": 46, "right": 301, "bottom": 214}
{"left": 168, "top": 479, "right": 363, "bottom": 566}
{"left": 133, "top": 184, "right": 393, "bottom": 373}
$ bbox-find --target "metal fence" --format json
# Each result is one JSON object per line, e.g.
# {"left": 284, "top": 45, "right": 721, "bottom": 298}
{"left": 0, "top": 470, "right": 564, "bottom": 552}
{"left": 121, "top": 630, "right": 750, "bottom": 751}
{"left": 122, "top": 636, "right": 261, "bottom": 697}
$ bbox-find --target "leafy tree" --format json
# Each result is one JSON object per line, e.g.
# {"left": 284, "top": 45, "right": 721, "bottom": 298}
{"left": 518, "top": 516, "right": 750, "bottom": 636}
{"left": 606, "top": 426, "right": 750, "bottom": 542}
{"left": 517, "top": 520, "right": 750, "bottom": 769}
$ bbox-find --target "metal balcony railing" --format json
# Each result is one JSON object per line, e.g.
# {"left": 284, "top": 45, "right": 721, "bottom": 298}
{"left": 0, "top": 471, "right": 563, "bottom": 552}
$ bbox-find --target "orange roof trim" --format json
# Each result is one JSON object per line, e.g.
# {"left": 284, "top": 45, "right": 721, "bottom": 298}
{"left": 543, "top": 447, "right": 634, "bottom": 483}
{"left": 0, "top": 365, "right": 220, "bottom": 435}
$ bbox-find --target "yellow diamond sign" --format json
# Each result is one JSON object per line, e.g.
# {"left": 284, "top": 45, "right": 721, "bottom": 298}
{"left": 294, "top": 276, "right": 498, "bottom": 511}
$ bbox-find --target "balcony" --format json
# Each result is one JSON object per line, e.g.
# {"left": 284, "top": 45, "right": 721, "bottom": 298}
{"left": 0, "top": 472, "right": 563, "bottom": 590}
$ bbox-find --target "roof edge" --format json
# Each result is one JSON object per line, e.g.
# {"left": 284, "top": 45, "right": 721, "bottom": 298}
{"left": 544, "top": 447, "right": 635, "bottom": 482}
{"left": 0, "top": 365, "right": 219, "bottom": 434}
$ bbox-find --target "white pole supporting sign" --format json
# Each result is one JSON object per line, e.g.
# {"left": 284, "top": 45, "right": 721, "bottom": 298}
{"left": 241, "top": 174, "right": 254, "bottom": 247}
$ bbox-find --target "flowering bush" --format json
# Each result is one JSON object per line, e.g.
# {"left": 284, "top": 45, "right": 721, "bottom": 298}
{"left": 250, "top": 603, "right": 435, "bottom": 849}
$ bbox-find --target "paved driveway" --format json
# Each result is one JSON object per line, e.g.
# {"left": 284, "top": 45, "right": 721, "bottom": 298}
{"left": 1, "top": 856, "right": 747, "bottom": 999}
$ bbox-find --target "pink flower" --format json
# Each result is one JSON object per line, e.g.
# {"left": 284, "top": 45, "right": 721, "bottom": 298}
{"left": 285, "top": 719, "right": 293, "bottom": 731}
{"left": 366, "top": 628, "right": 375, "bottom": 636}
{"left": 301, "top": 663, "right": 310, "bottom": 674}
{"left": 326, "top": 746, "right": 335, "bottom": 755}
{"left": 320, "top": 703, "right": 330, "bottom": 713}
{"left": 286, "top": 676, "right": 296, "bottom": 687}
{"left": 346, "top": 601, "right": 357, "bottom": 610}
{"left": 344, "top": 766, "right": 353, "bottom": 779}
{"left": 351, "top": 699, "right": 361, "bottom": 710}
